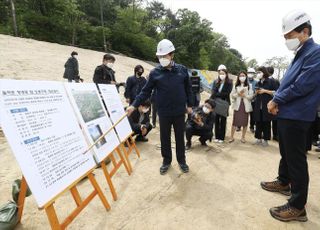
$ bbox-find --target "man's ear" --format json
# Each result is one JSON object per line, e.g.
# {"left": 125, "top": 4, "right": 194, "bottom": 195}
{"left": 302, "top": 27, "right": 310, "bottom": 37}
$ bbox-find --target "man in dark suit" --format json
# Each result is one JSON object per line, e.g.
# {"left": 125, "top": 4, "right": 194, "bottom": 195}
{"left": 128, "top": 100, "right": 153, "bottom": 142}
{"left": 93, "top": 54, "right": 116, "bottom": 85}
{"left": 63, "top": 51, "right": 79, "bottom": 82}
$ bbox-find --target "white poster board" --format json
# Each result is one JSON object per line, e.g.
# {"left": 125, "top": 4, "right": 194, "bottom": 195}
{"left": 65, "top": 83, "right": 120, "bottom": 162}
{"left": 98, "top": 84, "right": 132, "bottom": 142}
{"left": 0, "top": 80, "right": 96, "bottom": 208}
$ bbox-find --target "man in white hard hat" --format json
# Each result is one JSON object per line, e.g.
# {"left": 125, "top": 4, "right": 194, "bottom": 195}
{"left": 261, "top": 10, "right": 320, "bottom": 222}
{"left": 247, "top": 67, "right": 257, "bottom": 133}
{"left": 127, "top": 39, "right": 193, "bottom": 175}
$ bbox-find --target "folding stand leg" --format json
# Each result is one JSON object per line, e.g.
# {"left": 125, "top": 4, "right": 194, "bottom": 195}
{"left": 88, "top": 172, "right": 111, "bottom": 211}
{"left": 17, "top": 176, "right": 28, "bottom": 223}
{"left": 45, "top": 204, "right": 61, "bottom": 230}
{"left": 120, "top": 143, "right": 133, "bottom": 172}
{"left": 101, "top": 161, "right": 118, "bottom": 201}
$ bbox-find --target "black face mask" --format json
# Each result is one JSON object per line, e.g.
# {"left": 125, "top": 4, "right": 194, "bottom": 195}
{"left": 137, "top": 72, "right": 143, "bottom": 77}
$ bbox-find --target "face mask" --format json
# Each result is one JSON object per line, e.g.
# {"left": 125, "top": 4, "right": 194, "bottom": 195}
{"left": 256, "top": 73, "right": 263, "bottom": 80}
{"left": 202, "top": 106, "right": 210, "bottom": 114}
{"left": 239, "top": 76, "right": 246, "bottom": 83}
{"left": 159, "top": 58, "right": 171, "bottom": 67}
{"left": 106, "top": 63, "right": 114, "bottom": 69}
{"left": 247, "top": 74, "right": 254, "bottom": 79}
{"left": 285, "top": 37, "right": 300, "bottom": 51}
{"left": 219, "top": 75, "right": 226, "bottom": 81}
{"left": 136, "top": 72, "right": 143, "bottom": 77}
{"left": 142, "top": 108, "right": 149, "bottom": 113}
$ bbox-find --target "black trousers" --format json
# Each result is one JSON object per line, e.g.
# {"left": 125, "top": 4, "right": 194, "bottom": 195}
{"left": 185, "top": 125, "right": 213, "bottom": 143}
{"left": 215, "top": 114, "right": 227, "bottom": 140}
{"left": 277, "top": 119, "right": 311, "bottom": 210}
{"left": 272, "top": 119, "right": 278, "bottom": 139}
{"left": 249, "top": 101, "right": 255, "bottom": 130}
{"left": 255, "top": 110, "right": 271, "bottom": 140}
{"left": 159, "top": 115, "right": 186, "bottom": 165}
{"left": 311, "top": 116, "right": 320, "bottom": 142}
{"left": 152, "top": 102, "right": 158, "bottom": 126}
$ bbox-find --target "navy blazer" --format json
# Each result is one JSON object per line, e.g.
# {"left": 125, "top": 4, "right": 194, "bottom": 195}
{"left": 273, "top": 38, "right": 320, "bottom": 122}
{"left": 132, "top": 63, "right": 193, "bottom": 117}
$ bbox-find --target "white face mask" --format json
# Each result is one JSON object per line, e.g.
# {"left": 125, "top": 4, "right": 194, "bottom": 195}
{"left": 106, "top": 63, "right": 114, "bottom": 69}
{"left": 159, "top": 58, "right": 171, "bottom": 67}
{"left": 239, "top": 76, "right": 246, "bottom": 83}
{"left": 142, "top": 108, "right": 149, "bottom": 113}
{"left": 202, "top": 106, "right": 210, "bottom": 114}
{"left": 219, "top": 75, "right": 226, "bottom": 81}
{"left": 256, "top": 73, "right": 263, "bottom": 80}
{"left": 247, "top": 73, "right": 254, "bottom": 79}
{"left": 285, "top": 38, "right": 300, "bottom": 51}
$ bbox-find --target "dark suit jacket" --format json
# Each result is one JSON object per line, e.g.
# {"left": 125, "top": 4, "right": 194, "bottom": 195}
{"left": 210, "top": 79, "right": 233, "bottom": 104}
{"left": 93, "top": 65, "right": 116, "bottom": 84}
{"left": 253, "top": 77, "right": 279, "bottom": 122}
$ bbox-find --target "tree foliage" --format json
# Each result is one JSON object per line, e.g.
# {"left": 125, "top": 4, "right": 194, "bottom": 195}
{"left": 0, "top": 0, "right": 247, "bottom": 73}
{"left": 263, "top": 56, "right": 289, "bottom": 80}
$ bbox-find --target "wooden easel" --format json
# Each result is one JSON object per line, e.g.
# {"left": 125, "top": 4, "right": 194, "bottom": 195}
{"left": 100, "top": 146, "right": 131, "bottom": 201}
{"left": 17, "top": 170, "right": 110, "bottom": 230}
{"left": 119, "top": 133, "right": 141, "bottom": 172}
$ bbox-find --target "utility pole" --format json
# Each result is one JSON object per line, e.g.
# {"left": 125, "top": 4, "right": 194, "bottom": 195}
{"left": 9, "top": 0, "right": 18, "bottom": 36}
{"left": 100, "top": 0, "right": 107, "bottom": 51}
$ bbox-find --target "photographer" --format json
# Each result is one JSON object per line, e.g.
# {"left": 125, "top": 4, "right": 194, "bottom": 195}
{"left": 128, "top": 100, "right": 153, "bottom": 142}
{"left": 186, "top": 99, "right": 216, "bottom": 149}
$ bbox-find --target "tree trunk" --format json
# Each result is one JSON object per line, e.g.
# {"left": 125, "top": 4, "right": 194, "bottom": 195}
{"left": 9, "top": 0, "right": 18, "bottom": 36}
{"left": 100, "top": 0, "right": 107, "bottom": 51}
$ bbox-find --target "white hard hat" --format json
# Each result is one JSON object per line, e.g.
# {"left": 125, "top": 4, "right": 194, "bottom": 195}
{"left": 217, "top": 64, "right": 227, "bottom": 71}
{"left": 282, "top": 10, "right": 311, "bottom": 35}
{"left": 247, "top": 67, "right": 256, "bottom": 73}
{"left": 156, "top": 39, "right": 175, "bottom": 56}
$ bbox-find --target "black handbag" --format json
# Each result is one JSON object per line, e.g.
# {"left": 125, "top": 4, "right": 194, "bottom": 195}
{"left": 214, "top": 98, "right": 229, "bottom": 117}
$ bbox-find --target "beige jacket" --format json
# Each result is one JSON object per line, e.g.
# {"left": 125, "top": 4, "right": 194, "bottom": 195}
{"left": 231, "top": 85, "right": 254, "bottom": 113}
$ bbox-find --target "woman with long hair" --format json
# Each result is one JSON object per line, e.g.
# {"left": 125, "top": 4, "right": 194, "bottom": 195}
{"left": 229, "top": 71, "right": 254, "bottom": 143}
{"left": 210, "top": 69, "right": 233, "bottom": 143}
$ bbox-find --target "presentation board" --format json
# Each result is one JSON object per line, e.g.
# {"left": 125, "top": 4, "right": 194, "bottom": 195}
{"left": 65, "top": 83, "right": 120, "bottom": 162}
{"left": 0, "top": 79, "right": 96, "bottom": 207}
{"left": 98, "top": 84, "right": 132, "bottom": 142}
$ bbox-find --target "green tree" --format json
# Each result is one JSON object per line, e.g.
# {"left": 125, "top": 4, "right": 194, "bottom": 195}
{"left": 246, "top": 58, "right": 259, "bottom": 69}
{"left": 263, "top": 56, "right": 289, "bottom": 80}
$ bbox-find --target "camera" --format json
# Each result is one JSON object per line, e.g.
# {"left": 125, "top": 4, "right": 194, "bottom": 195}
{"left": 191, "top": 111, "right": 203, "bottom": 122}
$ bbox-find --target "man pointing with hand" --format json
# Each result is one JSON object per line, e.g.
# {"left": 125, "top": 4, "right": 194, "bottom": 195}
{"left": 127, "top": 39, "right": 193, "bottom": 175}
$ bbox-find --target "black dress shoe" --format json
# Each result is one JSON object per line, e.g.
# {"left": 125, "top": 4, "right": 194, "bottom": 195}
{"left": 179, "top": 163, "right": 189, "bottom": 173}
{"left": 160, "top": 164, "right": 171, "bottom": 175}
{"left": 198, "top": 137, "right": 207, "bottom": 146}
{"left": 135, "top": 135, "right": 148, "bottom": 142}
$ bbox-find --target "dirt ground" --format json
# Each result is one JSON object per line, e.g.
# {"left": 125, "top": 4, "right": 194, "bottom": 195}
{"left": 1, "top": 34, "right": 320, "bottom": 229}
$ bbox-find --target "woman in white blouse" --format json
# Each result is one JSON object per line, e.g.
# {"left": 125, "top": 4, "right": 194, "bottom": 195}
{"left": 229, "top": 71, "right": 254, "bottom": 143}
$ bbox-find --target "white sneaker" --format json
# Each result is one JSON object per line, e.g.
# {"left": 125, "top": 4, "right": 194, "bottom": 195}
{"left": 253, "top": 139, "right": 262, "bottom": 145}
{"left": 214, "top": 139, "right": 219, "bottom": 143}
{"left": 218, "top": 140, "right": 224, "bottom": 143}
{"left": 262, "top": 140, "right": 269, "bottom": 147}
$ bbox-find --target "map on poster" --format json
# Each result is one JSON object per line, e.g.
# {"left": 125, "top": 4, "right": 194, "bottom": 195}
{"left": 64, "top": 83, "right": 120, "bottom": 162}
{"left": 98, "top": 84, "right": 132, "bottom": 142}
{"left": 0, "top": 79, "right": 96, "bottom": 208}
